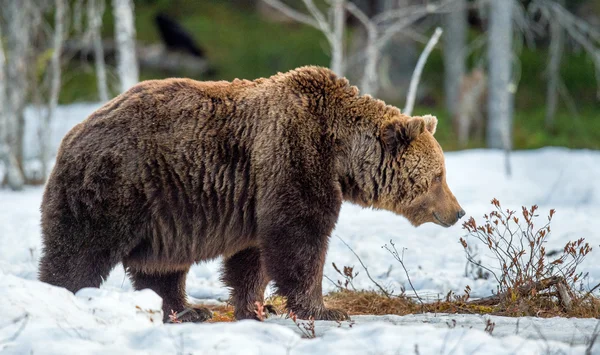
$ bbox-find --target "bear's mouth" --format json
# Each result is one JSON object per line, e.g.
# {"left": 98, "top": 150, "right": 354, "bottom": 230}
{"left": 433, "top": 212, "right": 452, "bottom": 227}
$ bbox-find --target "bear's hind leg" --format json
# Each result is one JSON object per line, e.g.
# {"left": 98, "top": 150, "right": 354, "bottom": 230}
{"left": 126, "top": 266, "right": 212, "bottom": 323}
{"left": 222, "top": 247, "right": 272, "bottom": 320}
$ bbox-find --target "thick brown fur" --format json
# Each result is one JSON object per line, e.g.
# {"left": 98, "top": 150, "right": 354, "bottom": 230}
{"left": 38, "top": 66, "right": 464, "bottom": 323}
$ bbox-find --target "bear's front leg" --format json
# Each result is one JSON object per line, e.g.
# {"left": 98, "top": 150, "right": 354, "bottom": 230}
{"left": 259, "top": 212, "right": 349, "bottom": 321}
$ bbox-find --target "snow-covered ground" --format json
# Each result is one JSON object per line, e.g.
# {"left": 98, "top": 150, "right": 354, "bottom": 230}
{"left": 1, "top": 103, "right": 599, "bottom": 354}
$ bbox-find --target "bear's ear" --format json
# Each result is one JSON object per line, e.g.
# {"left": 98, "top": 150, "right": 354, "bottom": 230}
{"left": 381, "top": 118, "right": 425, "bottom": 152}
{"left": 422, "top": 114, "right": 438, "bottom": 135}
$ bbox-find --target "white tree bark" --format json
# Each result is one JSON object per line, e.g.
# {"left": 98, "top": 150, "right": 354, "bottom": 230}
{"left": 330, "top": 0, "right": 345, "bottom": 77}
{"left": 486, "top": 0, "right": 514, "bottom": 150}
{"left": 345, "top": 2, "right": 377, "bottom": 95}
{"left": 0, "top": 22, "right": 9, "bottom": 186}
{"left": 88, "top": 0, "right": 110, "bottom": 102}
{"left": 112, "top": 0, "right": 139, "bottom": 92}
{"left": 73, "top": 0, "right": 85, "bottom": 34}
{"left": 2, "top": 0, "right": 31, "bottom": 189}
{"left": 0, "top": 23, "right": 6, "bottom": 146}
{"left": 442, "top": 0, "right": 466, "bottom": 117}
{"left": 40, "top": 0, "right": 66, "bottom": 180}
{"left": 404, "top": 28, "right": 443, "bottom": 116}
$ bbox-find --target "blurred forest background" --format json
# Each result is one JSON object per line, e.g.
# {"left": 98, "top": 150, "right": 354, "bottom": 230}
{"left": 0, "top": 0, "right": 599, "bottom": 189}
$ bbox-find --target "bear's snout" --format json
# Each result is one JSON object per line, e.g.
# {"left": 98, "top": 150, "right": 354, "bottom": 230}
{"left": 432, "top": 208, "right": 464, "bottom": 227}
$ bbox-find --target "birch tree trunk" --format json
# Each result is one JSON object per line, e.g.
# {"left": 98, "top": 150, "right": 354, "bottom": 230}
{"left": 0, "top": 23, "right": 11, "bottom": 186}
{"left": 360, "top": 30, "right": 378, "bottom": 96}
{"left": 88, "top": 0, "right": 110, "bottom": 101}
{"left": 40, "top": 0, "right": 66, "bottom": 180}
{"left": 112, "top": 0, "right": 139, "bottom": 93}
{"left": 545, "top": 0, "right": 564, "bottom": 129}
{"left": 345, "top": 2, "right": 378, "bottom": 95}
{"left": 486, "top": 0, "right": 514, "bottom": 150}
{"left": 2, "top": 0, "right": 31, "bottom": 189}
{"left": 331, "top": 0, "right": 345, "bottom": 77}
{"left": 442, "top": 0, "right": 466, "bottom": 117}
{"left": 0, "top": 25, "right": 7, "bottom": 151}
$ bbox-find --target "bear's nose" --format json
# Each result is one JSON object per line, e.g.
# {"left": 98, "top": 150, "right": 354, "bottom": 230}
{"left": 457, "top": 209, "right": 466, "bottom": 220}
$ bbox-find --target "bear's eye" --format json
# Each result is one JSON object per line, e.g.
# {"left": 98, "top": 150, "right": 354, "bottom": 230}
{"left": 434, "top": 174, "right": 442, "bottom": 183}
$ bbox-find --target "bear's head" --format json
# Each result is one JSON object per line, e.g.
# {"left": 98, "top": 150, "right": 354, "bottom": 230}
{"left": 377, "top": 114, "right": 465, "bottom": 227}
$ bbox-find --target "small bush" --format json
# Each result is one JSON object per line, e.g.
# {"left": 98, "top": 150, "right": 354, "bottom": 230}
{"left": 460, "top": 199, "right": 598, "bottom": 317}
{"left": 461, "top": 199, "right": 591, "bottom": 294}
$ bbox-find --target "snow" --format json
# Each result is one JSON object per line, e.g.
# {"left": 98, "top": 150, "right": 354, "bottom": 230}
{"left": 1, "top": 103, "right": 599, "bottom": 354}
{"left": 269, "top": 313, "right": 600, "bottom": 345}
{"left": 0, "top": 277, "right": 594, "bottom": 354}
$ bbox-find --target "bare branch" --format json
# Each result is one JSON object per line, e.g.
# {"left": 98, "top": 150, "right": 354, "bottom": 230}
{"left": 373, "top": 0, "right": 456, "bottom": 26}
{"left": 261, "top": 0, "right": 319, "bottom": 29}
{"left": 384, "top": 240, "right": 423, "bottom": 305}
{"left": 302, "top": 0, "right": 335, "bottom": 44}
{"left": 531, "top": 0, "right": 600, "bottom": 99}
{"left": 344, "top": 0, "right": 454, "bottom": 71}
{"left": 345, "top": 1, "right": 378, "bottom": 94}
{"left": 404, "top": 27, "right": 443, "bottom": 115}
{"left": 336, "top": 236, "right": 392, "bottom": 298}
{"left": 262, "top": 0, "right": 340, "bottom": 74}
{"left": 344, "top": 1, "right": 369, "bottom": 28}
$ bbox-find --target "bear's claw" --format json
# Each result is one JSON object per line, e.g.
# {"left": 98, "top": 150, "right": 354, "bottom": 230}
{"left": 293, "top": 307, "right": 349, "bottom": 321}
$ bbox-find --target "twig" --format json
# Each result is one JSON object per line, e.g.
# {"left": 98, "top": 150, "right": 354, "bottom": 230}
{"left": 336, "top": 236, "right": 392, "bottom": 298}
{"left": 582, "top": 281, "right": 600, "bottom": 300}
{"left": 324, "top": 275, "right": 345, "bottom": 291}
{"left": 288, "top": 312, "right": 316, "bottom": 339}
{"left": 404, "top": 27, "right": 443, "bottom": 115}
{"left": 383, "top": 240, "right": 423, "bottom": 306}
{"left": 302, "top": 0, "right": 335, "bottom": 45}
{"left": 468, "top": 276, "right": 563, "bottom": 306}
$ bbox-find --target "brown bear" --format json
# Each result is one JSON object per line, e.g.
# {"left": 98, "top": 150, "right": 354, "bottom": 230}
{"left": 39, "top": 66, "right": 464, "bottom": 323}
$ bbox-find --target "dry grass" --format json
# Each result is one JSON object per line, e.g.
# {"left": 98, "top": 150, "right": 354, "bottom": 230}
{"left": 324, "top": 290, "right": 499, "bottom": 316}
{"left": 324, "top": 289, "right": 600, "bottom": 318}
{"left": 324, "top": 290, "right": 419, "bottom": 315}
{"left": 200, "top": 288, "right": 600, "bottom": 323}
